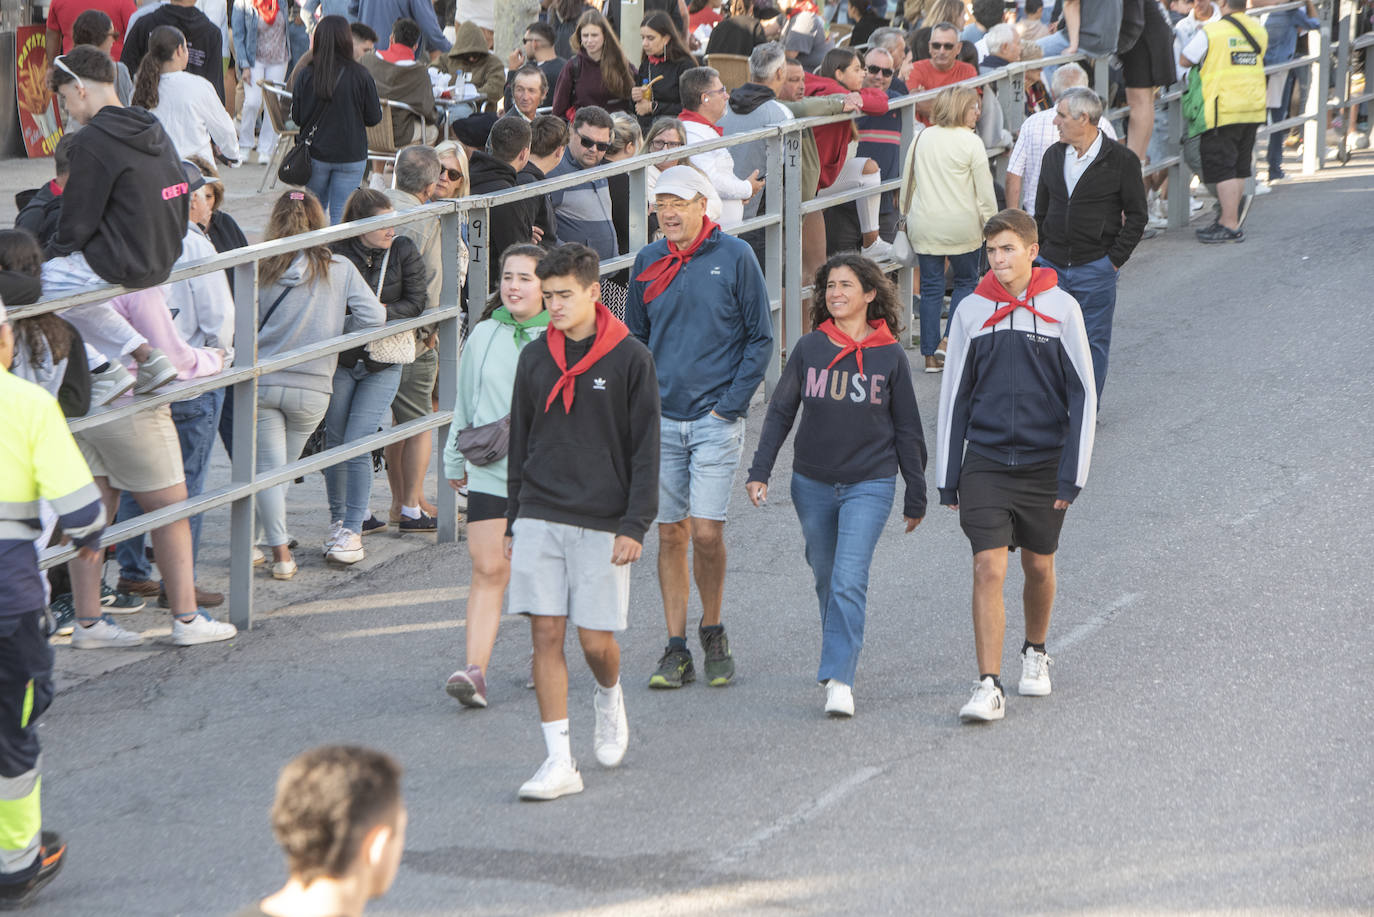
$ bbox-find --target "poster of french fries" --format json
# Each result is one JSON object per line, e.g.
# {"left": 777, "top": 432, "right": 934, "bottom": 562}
{"left": 16, "top": 25, "right": 63, "bottom": 157}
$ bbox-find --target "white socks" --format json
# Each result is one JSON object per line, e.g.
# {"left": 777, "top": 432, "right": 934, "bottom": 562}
{"left": 541, "top": 719, "right": 571, "bottom": 763}
{"left": 400, "top": 505, "right": 421, "bottom": 520}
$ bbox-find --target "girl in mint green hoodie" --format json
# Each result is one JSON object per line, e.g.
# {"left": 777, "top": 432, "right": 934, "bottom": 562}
{"left": 442, "top": 244, "right": 549, "bottom": 709}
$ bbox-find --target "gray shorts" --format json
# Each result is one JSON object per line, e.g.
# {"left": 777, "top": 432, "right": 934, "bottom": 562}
{"left": 508, "top": 518, "right": 631, "bottom": 632}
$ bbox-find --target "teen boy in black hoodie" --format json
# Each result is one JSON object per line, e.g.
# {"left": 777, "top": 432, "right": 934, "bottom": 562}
{"left": 44, "top": 45, "right": 189, "bottom": 398}
{"left": 506, "top": 243, "right": 659, "bottom": 802}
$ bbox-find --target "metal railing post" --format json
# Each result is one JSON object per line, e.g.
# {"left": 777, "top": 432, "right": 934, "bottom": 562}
{"left": 629, "top": 162, "right": 648, "bottom": 254}
{"left": 763, "top": 130, "right": 784, "bottom": 396}
{"left": 897, "top": 104, "right": 916, "bottom": 344}
{"left": 228, "top": 262, "right": 259, "bottom": 631}
{"left": 1304, "top": 5, "right": 1333, "bottom": 172}
{"left": 435, "top": 208, "right": 462, "bottom": 545}
{"left": 782, "top": 127, "right": 804, "bottom": 364}
{"left": 1166, "top": 90, "right": 1190, "bottom": 230}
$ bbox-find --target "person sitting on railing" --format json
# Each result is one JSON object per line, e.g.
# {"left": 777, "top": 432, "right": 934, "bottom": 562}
{"left": 1119, "top": 0, "right": 1179, "bottom": 169}
{"left": 361, "top": 18, "right": 439, "bottom": 144}
{"left": 251, "top": 189, "right": 385, "bottom": 579}
{"left": 439, "top": 19, "right": 507, "bottom": 114}
{"left": 679, "top": 65, "right": 765, "bottom": 229}
{"left": 551, "top": 10, "right": 638, "bottom": 119}
{"left": 1005, "top": 62, "right": 1118, "bottom": 215}
{"left": 634, "top": 11, "right": 695, "bottom": 131}
{"left": 521, "top": 115, "right": 570, "bottom": 248}
{"left": 909, "top": 19, "right": 977, "bottom": 125}
{"left": 900, "top": 84, "right": 997, "bottom": 374}
{"left": 1016, "top": 0, "right": 1051, "bottom": 43}
{"left": 548, "top": 105, "right": 620, "bottom": 261}
{"left": 807, "top": 48, "right": 893, "bottom": 261}
{"left": 962, "top": 0, "right": 1005, "bottom": 62}
{"left": 856, "top": 46, "right": 903, "bottom": 242}
{"left": 778, "top": 0, "right": 831, "bottom": 71}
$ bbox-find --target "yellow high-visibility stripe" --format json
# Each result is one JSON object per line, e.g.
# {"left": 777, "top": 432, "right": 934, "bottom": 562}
{"left": 0, "top": 776, "right": 40, "bottom": 853}
{"left": 20, "top": 681, "right": 32, "bottom": 730}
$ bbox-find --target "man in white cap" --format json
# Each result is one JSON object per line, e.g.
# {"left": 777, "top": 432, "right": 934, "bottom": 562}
{"left": 624, "top": 166, "right": 773, "bottom": 692}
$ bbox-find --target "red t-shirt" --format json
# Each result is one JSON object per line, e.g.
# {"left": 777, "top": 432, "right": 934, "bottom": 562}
{"left": 908, "top": 59, "right": 977, "bottom": 124}
{"left": 47, "top": 0, "right": 137, "bottom": 58}
{"left": 689, "top": 7, "right": 723, "bottom": 32}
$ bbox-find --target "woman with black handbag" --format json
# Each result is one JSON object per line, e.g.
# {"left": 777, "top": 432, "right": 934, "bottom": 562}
{"left": 289, "top": 15, "right": 382, "bottom": 224}
{"left": 322, "top": 189, "right": 428, "bottom": 567}
{"left": 440, "top": 244, "right": 549, "bottom": 709}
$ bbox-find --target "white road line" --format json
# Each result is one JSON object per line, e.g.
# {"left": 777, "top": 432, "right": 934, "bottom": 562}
{"left": 1055, "top": 592, "right": 1142, "bottom": 652}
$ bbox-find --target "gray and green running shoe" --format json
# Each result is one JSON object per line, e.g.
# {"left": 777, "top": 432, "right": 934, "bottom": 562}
{"left": 648, "top": 647, "right": 695, "bottom": 689}
{"left": 699, "top": 625, "right": 735, "bottom": 686}
{"left": 100, "top": 584, "right": 146, "bottom": 615}
{"left": 49, "top": 594, "right": 76, "bottom": 637}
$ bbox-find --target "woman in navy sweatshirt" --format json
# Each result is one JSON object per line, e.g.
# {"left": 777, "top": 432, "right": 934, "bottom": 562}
{"left": 746, "top": 253, "right": 927, "bottom": 718}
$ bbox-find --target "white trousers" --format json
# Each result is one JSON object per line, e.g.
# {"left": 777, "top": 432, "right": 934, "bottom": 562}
{"left": 238, "top": 60, "right": 288, "bottom": 154}
{"left": 40, "top": 253, "right": 146, "bottom": 365}
{"left": 818, "top": 157, "right": 882, "bottom": 234}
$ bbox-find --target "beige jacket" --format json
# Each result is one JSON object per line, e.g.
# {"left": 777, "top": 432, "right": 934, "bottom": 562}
{"left": 900, "top": 125, "right": 998, "bottom": 256}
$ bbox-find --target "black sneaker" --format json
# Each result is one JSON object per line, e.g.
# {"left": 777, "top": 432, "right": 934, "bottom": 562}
{"left": 0, "top": 831, "right": 66, "bottom": 910}
{"left": 648, "top": 647, "right": 695, "bottom": 689}
{"left": 1196, "top": 222, "right": 1244, "bottom": 244}
{"left": 361, "top": 514, "right": 388, "bottom": 536}
{"left": 397, "top": 512, "right": 437, "bottom": 533}
{"left": 100, "top": 584, "right": 145, "bottom": 614}
{"left": 48, "top": 595, "right": 76, "bottom": 637}
{"left": 699, "top": 626, "right": 735, "bottom": 686}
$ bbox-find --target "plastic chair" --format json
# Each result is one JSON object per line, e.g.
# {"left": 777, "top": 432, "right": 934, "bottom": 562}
{"left": 257, "top": 82, "right": 298, "bottom": 193}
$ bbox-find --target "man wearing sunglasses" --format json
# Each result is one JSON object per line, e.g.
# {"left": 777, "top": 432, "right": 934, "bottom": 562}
{"left": 547, "top": 106, "right": 619, "bottom": 262}
{"left": 909, "top": 22, "right": 977, "bottom": 125}
{"left": 857, "top": 47, "right": 904, "bottom": 243}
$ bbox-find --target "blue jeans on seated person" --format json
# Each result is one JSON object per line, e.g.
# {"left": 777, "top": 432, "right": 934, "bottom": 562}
{"left": 306, "top": 158, "right": 368, "bottom": 225}
{"left": 323, "top": 361, "right": 403, "bottom": 534}
{"left": 116, "top": 389, "right": 225, "bottom": 583}
{"left": 1040, "top": 254, "right": 1117, "bottom": 398}
{"left": 790, "top": 473, "right": 896, "bottom": 688}
{"left": 916, "top": 250, "right": 981, "bottom": 356}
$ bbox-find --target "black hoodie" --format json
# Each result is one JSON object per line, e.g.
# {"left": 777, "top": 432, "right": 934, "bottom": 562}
{"left": 46, "top": 106, "right": 188, "bottom": 289}
{"left": 15, "top": 182, "right": 62, "bottom": 248}
{"left": 468, "top": 150, "right": 535, "bottom": 292}
{"left": 121, "top": 4, "right": 225, "bottom": 101}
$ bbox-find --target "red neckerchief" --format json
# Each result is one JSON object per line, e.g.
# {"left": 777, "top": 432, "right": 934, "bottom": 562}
{"left": 647, "top": 54, "right": 666, "bottom": 65}
{"left": 787, "top": 0, "right": 820, "bottom": 16}
{"left": 680, "top": 110, "right": 723, "bottom": 137}
{"left": 251, "top": 0, "right": 278, "bottom": 26}
{"left": 635, "top": 218, "right": 717, "bottom": 302}
{"left": 378, "top": 43, "right": 415, "bottom": 63}
{"left": 47, "top": 178, "right": 63, "bottom": 197}
{"left": 976, "top": 267, "right": 1061, "bottom": 328}
{"left": 544, "top": 302, "right": 630, "bottom": 413}
{"left": 819, "top": 318, "right": 897, "bottom": 378}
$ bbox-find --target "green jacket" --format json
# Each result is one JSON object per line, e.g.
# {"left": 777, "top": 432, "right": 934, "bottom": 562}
{"left": 439, "top": 22, "right": 505, "bottom": 112}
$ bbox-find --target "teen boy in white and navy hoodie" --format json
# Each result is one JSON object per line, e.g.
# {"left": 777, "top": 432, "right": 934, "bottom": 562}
{"left": 506, "top": 243, "right": 660, "bottom": 802}
{"left": 936, "top": 209, "right": 1097, "bottom": 725}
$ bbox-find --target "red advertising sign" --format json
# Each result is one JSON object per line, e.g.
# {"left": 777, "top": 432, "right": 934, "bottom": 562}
{"left": 15, "top": 25, "right": 63, "bottom": 157}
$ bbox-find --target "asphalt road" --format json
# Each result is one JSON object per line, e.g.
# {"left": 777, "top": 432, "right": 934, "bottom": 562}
{"left": 22, "top": 152, "right": 1374, "bottom": 916}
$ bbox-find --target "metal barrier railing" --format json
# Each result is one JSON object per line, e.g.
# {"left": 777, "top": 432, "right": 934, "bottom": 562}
{"left": 19, "top": 0, "right": 1361, "bottom": 630}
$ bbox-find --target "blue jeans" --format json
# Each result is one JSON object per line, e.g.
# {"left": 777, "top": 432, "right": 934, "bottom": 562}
{"left": 323, "top": 362, "right": 403, "bottom": 533}
{"left": 656, "top": 413, "right": 746, "bottom": 524}
{"left": 306, "top": 158, "right": 367, "bottom": 224}
{"left": 1043, "top": 255, "right": 1118, "bottom": 398}
{"left": 1037, "top": 30, "right": 1072, "bottom": 86}
{"left": 790, "top": 472, "right": 896, "bottom": 687}
{"left": 116, "top": 389, "right": 225, "bottom": 583}
{"left": 1267, "top": 70, "right": 1297, "bottom": 177}
{"left": 917, "top": 250, "right": 982, "bottom": 356}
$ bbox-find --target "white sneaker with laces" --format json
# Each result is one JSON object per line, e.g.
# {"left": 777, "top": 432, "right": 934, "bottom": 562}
{"left": 322, "top": 520, "right": 344, "bottom": 554}
{"left": 824, "top": 680, "right": 854, "bottom": 717}
{"left": 861, "top": 238, "right": 894, "bottom": 263}
{"left": 1018, "top": 647, "right": 1052, "bottom": 696}
{"left": 171, "top": 611, "right": 237, "bottom": 646}
{"left": 593, "top": 684, "right": 629, "bottom": 767}
{"left": 325, "top": 530, "right": 365, "bottom": 565}
{"left": 518, "top": 756, "right": 583, "bottom": 800}
{"left": 958, "top": 677, "right": 1005, "bottom": 722}
{"left": 70, "top": 615, "right": 144, "bottom": 649}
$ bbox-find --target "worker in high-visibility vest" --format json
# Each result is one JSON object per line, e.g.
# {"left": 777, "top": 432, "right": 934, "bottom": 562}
{"left": 0, "top": 300, "right": 107, "bottom": 908}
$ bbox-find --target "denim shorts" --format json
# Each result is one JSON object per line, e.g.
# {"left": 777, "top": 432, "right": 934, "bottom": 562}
{"left": 656, "top": 413, "right": 746, "bottom": 524}
{"left": 508, "top": 518, "right": 630, "bottom": 632}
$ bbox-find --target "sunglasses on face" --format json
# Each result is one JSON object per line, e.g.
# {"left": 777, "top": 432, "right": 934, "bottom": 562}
{"left": 577, "top": 132, "right": 612, "bottom": 152}
{"left": 866, "top": 64, "right": 893, "bottom": 77}
{"left": 440, "top": 166, "right": 463, "bottom": 182}
{"left": 929, "top": 41, "right": 956, "bottom": 50}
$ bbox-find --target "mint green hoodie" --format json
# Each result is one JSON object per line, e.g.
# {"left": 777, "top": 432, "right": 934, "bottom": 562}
{"left": 442, "top": 316, "right": 547, "bottom": 498}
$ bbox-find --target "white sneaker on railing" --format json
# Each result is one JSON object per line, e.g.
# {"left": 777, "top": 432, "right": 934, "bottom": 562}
{"left": 70, "top": 615, "right": 144, "bottom": 649}
{"left": 171, "top": 611, "right": 237, "bottom": 646}
{"left": 89, "top": 363, "right": 135, "bottom": 405}
{"left": 861, "top": 238, "right": 894, "bottom": 263}
{"left": 133, "top": 349, "right": 178, "bottom": 395}
{"left": 325, "top": 530, "right": 365, "bottom": 565}
{"left": 1018, "top": 647, "right": 1052, "bottom": 696}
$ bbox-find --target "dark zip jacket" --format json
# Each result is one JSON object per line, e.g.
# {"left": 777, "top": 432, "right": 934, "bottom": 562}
{"left": 935, "top": 275, "right": 1098, "bottom": 505}
{"left": 468, "top": 150, "right": 535, "bottom": 290}
{"left": 506, "top": 330, "right": 660, "bottom": 541}
{"left": 517, "top": 162, "right": 558, "bottom": 249}
{"left": 46, "top": 105, "right": 187, "bottom": 289}
{"left": 16, "top": 182, "right": 63, "bottom": 248}
{"left": 1034, "top": 135, "right": 1148, "bottom": 268}
{"left": 331, "top": 234, "right": 428, "bottom": 371}
{"left": 122, "top": 4, "right": 225, "bottom": 101}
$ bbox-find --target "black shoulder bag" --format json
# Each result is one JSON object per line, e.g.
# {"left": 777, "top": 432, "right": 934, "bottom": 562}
{"left": 278, "top": 73, "right": 339, "bottom": 186}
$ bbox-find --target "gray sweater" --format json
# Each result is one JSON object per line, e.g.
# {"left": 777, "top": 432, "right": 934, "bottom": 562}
{"left": 257, "top": 253, "right": 385, "bottom": 393}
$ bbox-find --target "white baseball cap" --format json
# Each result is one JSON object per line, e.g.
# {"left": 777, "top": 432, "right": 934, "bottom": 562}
{"left": 653, "top": 165, "right": 714, "bottom": 203}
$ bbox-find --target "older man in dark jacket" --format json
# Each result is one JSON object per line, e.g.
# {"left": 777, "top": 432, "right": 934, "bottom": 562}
{"left": 1035, "top": 87, "right": 1147, "bottom": 400}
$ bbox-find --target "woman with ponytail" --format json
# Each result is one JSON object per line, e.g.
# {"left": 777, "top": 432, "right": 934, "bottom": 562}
{"left": 134, "top": 25, "right": 241, "bottom": 164}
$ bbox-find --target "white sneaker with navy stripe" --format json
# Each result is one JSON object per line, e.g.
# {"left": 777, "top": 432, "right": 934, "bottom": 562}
{"left": 959, "top": 677, "right": 1005, "bottom": 722}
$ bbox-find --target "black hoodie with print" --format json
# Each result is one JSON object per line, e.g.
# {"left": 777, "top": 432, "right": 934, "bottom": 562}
{"left": 45, "top": 105, "right": 188, "bottom": 289}
{"left": 121, "top": 3, "right": 225, "bottom": 101}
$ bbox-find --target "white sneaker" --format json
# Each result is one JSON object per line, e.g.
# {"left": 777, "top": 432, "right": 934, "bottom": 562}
{"left": 593, "top": 684, "right": 628, "bottom": 767}
{"left": 1018, "top": 647, "right": 1052, "bottom": 696}
{"left": 824, "top": 680, "right": 854, "bottom": 717}
{"left": 270, "top": 559, "right": 298, "bottom": 581}
{"left": 861, "top": 238, "right": 894, "bottom": 263}
{"left": 518, "top": 756, "right": 584, "bottom": 801}
{"left": 89, "top": 363, "right": 135, "bottom": 406}
{"left": 958, "top": 677, "right": 1005, "bottom": 722}
{"left": 1253, "top": 180, "right": 1272, "bottom": 196}
{"left": 322, "top": 520, "right": 344, "bottom": 554}
{"left": 171, "top": 611, "right": 237, "bottom": 646}
{"left": 252, "top": 546, "right": 266, "bottom": 567}
{"left": 70, "top": 614, "right": 144, "bottom": 649}
{"left": 325, "top": 530, "right": 364, "bottom": 565}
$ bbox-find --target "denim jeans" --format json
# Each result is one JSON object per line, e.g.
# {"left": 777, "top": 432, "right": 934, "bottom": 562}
{"left": 790, "top": 472, "right": 896, "bottom": 687}
{"left": 116, "top": 389, "right": 226, "bottom": 582}
{"left": 1267, "top": 70, "right": 1297, "bottom": 177}
{"left": 657, "top": 413, "right": 746, "bottom": 524}
{"left": 323, "top": 362, "right": 403, "bottom": 533}
{"left": 256, "top": 385, "right": 331, "bottom": 547}
{"left": 1036, "top": 29, "right": 1072, "bottom": 86}
{"left": 916, "top": 250, "right": 982, "bottom": 356}
{"left": 1042, "top": 254, "right": 1118, "bottom": 398}
{"left": 306, "top": 158, "right": 367, "bottom": 224}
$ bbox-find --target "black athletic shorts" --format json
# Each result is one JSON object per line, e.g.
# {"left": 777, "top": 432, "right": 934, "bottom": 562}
{"left": 1120, "top": 5, "right": 1176, "bottom": 88}
{"left": 957, "top": 451, "right": 1067, "bottom": 555}
{"left": 1199, "top": 123, "right": 1258, "bottom": 184}
{"left": 466, "top": 490, "right": 509, "bottom": 524}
